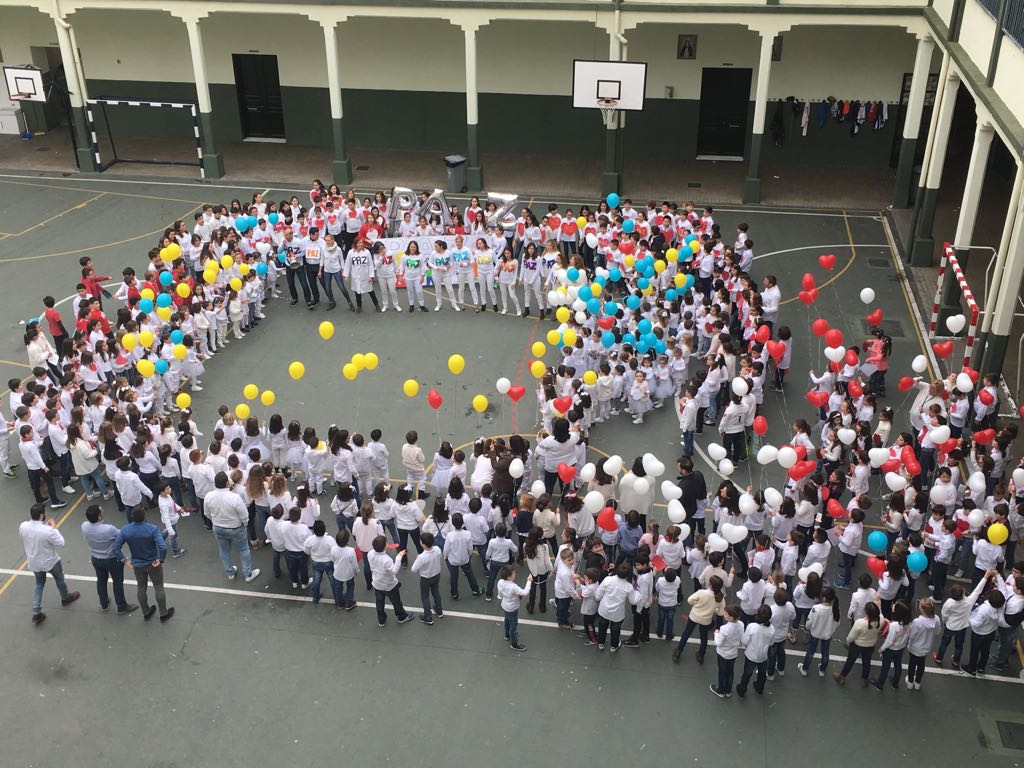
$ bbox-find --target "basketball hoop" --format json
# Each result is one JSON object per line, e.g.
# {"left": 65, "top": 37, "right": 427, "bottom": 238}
{"left": 597, "top": 97, "right": 620, "bottom": 129}
{"left": 9, "top": 93, "right": 30, "bottom": 102}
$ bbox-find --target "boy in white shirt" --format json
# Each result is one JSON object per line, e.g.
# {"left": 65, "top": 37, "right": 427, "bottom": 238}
{"left": 411, "top": 531, "right": 444, "bottom": 623}
{"left": 710, "top": 604, "right": 744, "bottom": 698}
{"left": 158, "top": 482, "right": 187, "bottom": 558}
{"left": 496, "top": 564, "right": 531, "bottom": 651}
{"left": 654, "top": 567, "right": 680, "bottom": 640}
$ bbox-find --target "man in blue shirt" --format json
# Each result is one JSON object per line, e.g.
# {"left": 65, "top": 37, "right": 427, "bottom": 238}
{"left": 80, "top": 505, "right": 137, "bottom": 615}
{"left": 113, "top": 506, "right": 174, "bottom": 622}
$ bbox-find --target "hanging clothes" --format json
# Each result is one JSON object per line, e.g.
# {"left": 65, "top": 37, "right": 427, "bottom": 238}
{"left": 817, "top": 99, "right": 830, "bottom": 128}
{"left": 801, "top": 101, "right": 810, "bottom": 137}
{"left": 770, "top": 99, "right": 786, "bottom": 147}
{"left": 851, "top": 101, "right": 864, "bottom": 136}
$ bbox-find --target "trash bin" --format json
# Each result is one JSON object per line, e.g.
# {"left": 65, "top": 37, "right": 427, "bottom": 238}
{"left": 444, "top": 154, "right": 467, "bottom": 193}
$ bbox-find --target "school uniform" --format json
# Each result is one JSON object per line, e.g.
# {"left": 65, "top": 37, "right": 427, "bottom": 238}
{"left": 303, "top": 533, "right": 339, "bottom": 604}
{"left": 737, "top": 579, "right": 771, "bottom": 625}
{"left": 367, "top": 548, "right": 409, "bottom": 625}
{"left": 935, "top": 579, "right": 987, "bottom": 665}
{"left": 484, "top": 537, "right": 517, "bottom": 598}
{"left": 907, "top": 614, "right": 940, "bottom": 687}
{"left": 411, "top": 545, "right": 443, "bottom": 620}
{"left": 766, "top": 600, "right": 796, "bottom": 675}
{"left": 443, "top": 528, "right": 480, "bottom": 598}
{"left": 655, "top": 575, "right": 680, "bottom": 638}
{"left": 497, "top": 577, "right": 531, "bottom": 646}
{"left": 873, "top": 621, "right": 911, "bottom": 689}
{"left": 595, "top": 575, "right": 640, "bottom": 650}
{"left": 736, "top": 622, "right": 773, "bottom": 696}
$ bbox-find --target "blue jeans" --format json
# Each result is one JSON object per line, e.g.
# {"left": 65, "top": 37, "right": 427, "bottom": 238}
{"left": 271, "top": 549, "right": 283, "bottom": 578}
{"left": 212, "top": 525, "right": 253, "bottom": 577}
{"left": 838, "top": 552, "right": 855, "bottom": 586}
{"left": 90, "top": 555, "right": 127, "bottom": 610}
{"left": 675, "top": 619, "right": 709, "bottom": 656}
{"left": 374, "top": 585, "right": 408, "bottom": 624}
{"left": 504, "top": 609, "right": 520, "bottom": 644}
{"left": 767, "top": 639, "right": 787, "bottom": 674}
{"left": 657, "top": 605, "right": 676, "bottom": 637}
{"left": 555, "top": 596, "right": 572, "bottom": 626}
{"left": 873, "top": 647, "right": 904, "bottom": 687}
{"left": 285, "top": 551, "right": 309, "bottom": 585}
{"left": 485, "top": 560, "right": 505, "bottom": 598}
{"left": 163, "top": 475, "right": 184, "bottom": 507}
{"left": 716, "top": 654, "right": 736, "bottom": 693}
{"left": 682, "top": 430, "right": 694, "bottom": 457}
{"left": 447, "top": 562, "right": 479, "bottom": 597}
{"left": 336, "top": 578, "right": 355, "bottom": 608}
{"left": 166, "top": 525, "right": 183, "bottom": 556}
{"left": 336, "top": 514, "right": 354, "bottom": 533}
{"left": 803, "top": 637, "right": 832, "bottom": 672}
{"left": 321, "top": 270, "right": 352, "bottom": 305}
{"left": 82, "top": 467, "right": 109, "bottom": 496}
{"left": 419, "top": 574, "right": 442, "bottom": 618}
{"left": 840, "top": 644, "right": 874, "bottom": 679}
{"left": 381, "top": 518, "right": 399, "bottom": 544}
{"left": 254, "top": 505, "right": 270, "bottom": 541}
{"left": 737, "top": 656, "right": 767, "bottom": 694}
{"left": 311, "top": 560, "right": 337, "bottom": 602}
{"left": 33, "top": 560, "right": 70, "bottom": 614}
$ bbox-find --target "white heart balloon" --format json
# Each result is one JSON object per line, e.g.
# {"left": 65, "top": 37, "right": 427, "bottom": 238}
{"left": 585, "top": 232, "right": 599, "bottom": 249}
{"left": 632, "top": 477, "right": 650, "bottom": 495}
{"left": 884, "top": 472, "right": 907, "bottom": 492}
{"left": 666, "top": 499, "right": 686, "bottom": 523}
{"left": 929, "top": 425, "right": 950, "bottom": 445}
{"left": 777, "top": 446, "right": 798, "bottom": 469}
{"left": 756, "top": 445, "right": 778, "bottom": 465}
{"left": 824, "top": 345, "right": 846, "bottom": 363}
{"left": 868, "top": 448, "right": 889, "bottom": 468}
{"left": 708, "top": 443, "right": 727, "bottom": 462}
{"left": 731, "top": 377, "right": 749, "bottom": 396}
{"left": 739, "top": 493, "right": 758, "bottom": 516}
{"left": 642, "top": 453, "right": 660, "bottom": 475}
{"left": 946, "top": 314, "right": 966, "bottom": 334}
{"left": 547, "top": 291, "right": 561, "bottom": 307}
{"left": 572, "top": 299, "right": 587, "bottom": 313}
{"left": 661, "top": 480, "right": 682, "bottom": 501}
{"left": 604, "top": 455, "right": 622, "bottom": 476}
{"left": 718, "top": 459, "right": 735, "bottom": 476}
{"left": 837, "top": 428, "right": 857, "bottom": 446}
{"left": 618, "top": 473, "right": 634, "bottom": 493}
{"left": 911, "top": 355, "right": 928, "bottom": 373}
{"left": 677, "top": 523, "right": 691, "bottom": 541}
{"left": 509, "top": 458, "right": 524, "bottom": 478}
{"left": 530, "top": 480, "right": 546, "bottom": 496}
{"left": 579, "top": 462, "right": 596, "bottom": 483}
{"left": 764, "top": 487, "right": 783, "bottom": 508}
{"left": 797, "top": 562, "right": 824, "bottom": 583}
{"left": 583, "top": 490, "right": 606, "bottom": 514}
{"left": 707, "top": 533, "right": 729, "bottom": 553}
{"left": 968, "top": 471, "right": 987, "bottom": 495}
{"left": 956, "top": 372, "right": 974, "bottom": 393}
{"left": 495, "top": 377, "right": 511, "bottom": 395}
{"left": 650, "top": 460, "right": 666, "bottom": 477}
{"left": 967, "top": 509, "right": 986, "bottom": 528}
{"left": 722, "top": 523, "right": 748, "bottom": 545}
{"left": 1013, "top": 468, "right": 1024, "bottom": 489}
{"left": 860, "top": 287, "right": 875, "bottom": 304}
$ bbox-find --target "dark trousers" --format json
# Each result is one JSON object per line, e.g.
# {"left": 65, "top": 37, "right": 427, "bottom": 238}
{"left": 583, "top": 612, "right": 597, "bottom": 641}
{"left": 723, "top": 430, "right": 746, "bottom": 463}
{"left": 597, "top": 617, "right": 623, "bottom": 648}
{"left": 303, "top": 263, "right": 321, "bottom": 302}
{"left": 628, "top": 605, "right": 650, "bottom": 641}
{"left": 485, "top": 560, "right": 505, "bottom": 597}
{"left": 286, "top": 266, "right": 311, "bottom": 303}
{"left": 355, "top": 290, "right": 380, "bottom": 310}
{"left": 285, "top": 550, "right": 308, "bottom": 585}
{"left": 398, "top": 528, "right": 423, "bottom": 565}
{"left": 447, "top": 561, "right": 479, "bottom": 597}
{"left": 907, "top": 653, "right": 926, "bottom": 684}
{"left": 839, "top": 644, "right": 874, "bottom": 679}
{"left": 873, "top": 647, "right": 904, "bottom": 687}
{"left": 321, "top": 271, "right": 353, "bottom": 306}
{"left": 936, "top": 627, "right": 966, "bottom": 663}
{"left": 419, "top": 574, "right": 442, "bottom": 619}
{"left": 656, "top": 604, "right": 676, "bottom": 637}
{"left": 967, "top": 630, "right": 996, "bottom": 672}
{"left": 674, "top": 619, "right": 709, "bottom": 656}
{"left": 931, "top": 560, "right": 949, "bottom": 599}
{"left": 555, "top": 596, "right": 573, "bottom": 626}
{"left": 767, "top": 639, "right": 787, "bottom": 674}
{"left": 374, "top": 585, "right": 408, "bottom": 624}
{"left": 527, "top": 572, "right": 547, "bottom": 608}
{"left": 737, "top": 657, "right": 767, "bottom": 694}
{"left": 716, "top": 654, "right": 736, "bottom": 694}
{"left": 504, "top": 609, "right": 520, "bottom": 644}
{"left": 803, "top": 637, "right": 832, "bottom": 671}
{"left": 91, "top": 555, "right": 127, "bottom": 610}
{"left": 27, "top": 467, "right": 60, "bottom": 504}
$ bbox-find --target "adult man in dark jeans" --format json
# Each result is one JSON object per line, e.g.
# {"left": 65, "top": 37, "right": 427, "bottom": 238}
{"left": 80, "top": 504, "right": 137, "bottom": 615}
{"left": 676, "top": 457, "right": 708, "bottom": 548}
{"left": 113, "top": 506, "right": 174, "bottom": 623}
{"left": 277, "top": 227, "right": 311, "bottom": 307}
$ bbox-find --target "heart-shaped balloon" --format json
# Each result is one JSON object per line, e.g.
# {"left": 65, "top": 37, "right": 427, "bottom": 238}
{"left": 946, "top": 314, "right": 967, "bottom": 334}
{"left": 553, "top": 396, "right": 573, "bottom": 414}
{"left": 824, "top": 345, "right": 846, "bottom": 363}
{"left": 506, "top": 385, "right": 526, "bottom": 402}
{"left": 866, "top": 309, "right": 883, "bottom": 326}
{"left": 818, "top": 253, "right": 836, "bottom": 271}
{"left": 932, "top": 341, "right": 954, "bottom": 358}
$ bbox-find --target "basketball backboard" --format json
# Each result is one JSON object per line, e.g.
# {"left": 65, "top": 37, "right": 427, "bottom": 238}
{"left": 572, "top": 59, "right": 647, "bottom": 112}
{"left": 3, "top": 66, "right": 46, "bottom": 102}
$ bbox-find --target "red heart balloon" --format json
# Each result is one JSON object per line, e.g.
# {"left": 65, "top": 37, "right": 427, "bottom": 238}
{"left": 900, "top": 445, "right": 916, "bottom": 465}
{"left": 933, "top": 341, "right": 954, "bottom": 358}
{"left": 753, "top": 415, "right": 768, "bottom": 436}
{"left": 829, "top": 361, "right": 842, "bottom": 372}
{"left": 844, "top": 349, "right": 859, "bottom": 366}
{"left": 651, "top": 554, "right": 666, "bottom": 571}
{"left": 597, "top": 316, "right": 615, "bottom": 330}
{"left": 827, "top": 498, "right": 845, "bottom": 518}
{"left": 824, "top": 329, "right": 843, "bottom": 349}
{"left": 811, "top": 319, "right": 829, "bottom": 337}
{"left": 847, "top": 380, "right": 863, "bottom": 398}
{"left": 978, "top": 389, "right": 995, "bottom": 406}
{"left": 867, "top": 309, "right": 883, "bottom": 326}
{"left": 755, "top": 324, "right": 771, "bottom": 344}
{"left": 767, "top": 341, "right": 785, "bottom": 361}
{"left": 798, "top": 290, "right": 815, "bottom": 306}
{"left": 867, "top": 556, "right": 887, "bottom": 578}
{"left": 940, "top": 438, "right": 959, "bottom": 454}
{"left": 427, "top": 388, "right": 443, "bottom": 410}
{"left": 557, "top": 462, "right": 576, "bottom": 484}
{"left": 801, "top": 273, "right": 816, "bottom": 291}
{"left": 620, "top": 241, "right": 635, "bottom": 255}
{"left": 818, "top": 253, "right": 837, "bottom": 271}
{"left": 963, "top": 367, "right": 981, "bottom": 384}
{"left": 795, "top": 447, "right": 809, "bottom": 463}
{"left": 905, "top": 460, "right": 921, "bottom": 477}
{"left": 973, "top": 428, "right": 996, "bottom": 445}
{"left": 506, "top": 385, "right": 526, "bottom": 402}
{"left": 897, "top": 376, "right": 914, "bottom": 392}
{"left": 806, "top": 390, "right": 829, "bottom": 408}
{"left": 596, "top": 507, "right": 617, "bottom": 532}
{"left": 553, "top": 396, "right": 573, "bottom": 414}
{"left": 881, "top": 459, "right": 901, "bottom": 474}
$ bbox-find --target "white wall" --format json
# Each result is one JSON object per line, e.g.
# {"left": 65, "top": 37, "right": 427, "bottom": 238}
{"left": 338, "top": 17, "right": 463, "bottom": 92}
{"left": 0, "top": 7, "right": 59, "bottom": 67}
{"left": 993, "top": 36, "right": 1024, "bottom": 127}
{"left": 71, "top": 9, "right": 192, "bottom": 83}
{"left": 959, "top": 0, "right": 997, "bottom": 76}
{"left": 932, "top": 0, "right": 956, "bottom": 28}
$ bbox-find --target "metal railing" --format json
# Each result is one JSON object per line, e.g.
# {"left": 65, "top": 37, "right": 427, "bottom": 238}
{"left": 1005, "top": 0, "right": 1024, "bottom": 47}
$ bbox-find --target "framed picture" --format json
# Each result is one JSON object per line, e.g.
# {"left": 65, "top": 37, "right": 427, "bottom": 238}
{"left": 677, "top": 35, "right": 698, "bottom": 60}
{"left": 900, "top": 72, "right": 939, "bottom": 106}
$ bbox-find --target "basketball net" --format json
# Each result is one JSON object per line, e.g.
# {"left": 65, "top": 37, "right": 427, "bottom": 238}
{"left": 597, "top": 98, "right": 619, "bottom": 129}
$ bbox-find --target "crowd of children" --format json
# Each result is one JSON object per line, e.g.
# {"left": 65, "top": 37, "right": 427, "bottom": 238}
{"left": 12, "top": 184, "right": 1024, "bottom": 698}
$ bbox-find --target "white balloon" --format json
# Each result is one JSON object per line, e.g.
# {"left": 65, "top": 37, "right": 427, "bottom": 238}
{"left": 739, "top": 493, "right": 758, "bottom": 516}
{"left": 509, "top": 458, "right": 524, "bottom": 478}
{"left": 1013, "top": 468, "right": 1024, "bottom": 489}
{"left": 722, "top": 523, "right": 748, "bottom": 545}
{"left": 650, "top": 460, "right": 666, "bottom": 477}
{"left": 824, "top": 345, "right": 846, "bottom": 363}
{"left": 618, "top": 473, "right": 634, "bottom": 493}
{"left": 756, "top": 445, "right": 778, "bottom": 465}
{"left": 547, "top": 291, "right": 561, "bottom": 307}
{"left": 929, "top": 425, "right": 950, "bottom": 445}
{"left": 579, "top": 462, "right": 596, "bottom": 483}
{"left": 676, "top": 523, "right": 691, "bottom": 542}
{"left": 642, "top": 453, "right": 659, "bottom": 476}
{"left": 707, "top": 533, "right": 730, "bottom": 553}
{"left": 661, "top": 480, "right": 683, "bottom": 501}
{"left": 530, "top": 480, "right": 546, "bottom": 497}
{"left": 585, "top": 232, "right": 599, "bottom": 249}
{"left": 567, "top": 287, "right": 579, "bottom": 302}
{"left": 718, "top": 459, "right": 735, "bottom": 476}
{"left": 731, "top": 377, "right": 749, "bottom": 396}
{"left": 595, "top": 267, "right": 609, "bottom": 279}
{"left": 495, "top": 377, "right": 511, "bottom": 395}
{"left": 967, "top": 509, "right": 986, "bottom": 528}
{"left": 837, "top": 428, "right": 857, "bottom": 446}
{"left": 968, "top": 471, "right": 987, "bottom": 496}
{"left": 764, "top": 487, "right": 784, "bottom": 509}
{"left": 929, "top": 485, "right": 948, "bottom": 505}
{"left": 572, "top": 299, "right": 587, "bottom": 313}
{"left": 583, "top": 490, "right": 605, "bottom": 514}
{"left": 575, "top": 311, "right": 588, "bottom": 324}
{"left": 777, "top": 446, "right": 798, "bottom": 469}
{"left": 946, "top": 314, "right": 967, "bottom": 334}
{"left": 798, "top": 562, "right": 825, "bottom": 583}
{"left": 860, "top": 287, "right": 875, "bottom": 304}
{"left": 604, "top": 455, "right": 622, "bottom": 475}
{"left": 868, "top": 447, "right": 889, "bottom": 468}
{"left": 555, "top": 268, "right": 568, "bottom": 285}
{"left": 255, "top": 241, "right": 271, "bottom": 256}
{"left": 884, "top": 472, "right": 908, "bottom": 492}
{"left": 956, "top": 372, "right": 974, "bottom": 393}
{"left": 666, "top": 499, "right": 686, "bottom": 523}
{"left": 708, "top": 443, "right": 727, "bottom": 462}
{"left": 911, "top": 355, "right": 928, "bottom": 373}
{"left": 632, "top": 477, "right": 650, "bottom": 495}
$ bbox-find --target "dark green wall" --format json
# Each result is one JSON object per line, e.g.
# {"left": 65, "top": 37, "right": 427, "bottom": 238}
{"left": 82, "top": 79, "right": 897, "bottom": 167}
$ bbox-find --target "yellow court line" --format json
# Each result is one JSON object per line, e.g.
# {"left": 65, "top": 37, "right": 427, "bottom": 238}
{"left": 0, "top": 491, "right": 88, "bottom": 598}
{"left": 0, "top": 359, "right": 31, "bottom": 369}
{"left": 5, "top": 192, "right": 107, "bottom": 238}
{"left": 0, "top": 177, "right": 208, "bottom": 206}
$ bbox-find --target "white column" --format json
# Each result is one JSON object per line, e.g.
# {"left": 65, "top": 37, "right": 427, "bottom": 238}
{"left": 321, "top": 20, "right": 351, "bottom": 184}
{"left": 52, "top": 14, "right": 96, "bottom": 170}
{"left": 463, "top": 24, "right": 483, "bottom": 189}
{"left": 464, "top": 26, "right": 478, "bottom": 128}
{"left": 980, "top": 161, "right": 1024, "bottom": 336}
{"left": 953, "top": 122, "right": 994, "bottom": 250}
{"left": 903, "top": 36, "right": 935, "bottom": 142}
{"left": 751, "top": 33, "right": 774, "bottom": 136}
{"left": 989, "top": 190, "right": 1024, "bottom": 339}
{"left": 53, "top": 18, "right": 83, "bottom": 110}
{"left": 182, "top": 16, "right": 223, "bottom": 177}
{"left": 924, "top": 71, "right": 960, "bottom": 189}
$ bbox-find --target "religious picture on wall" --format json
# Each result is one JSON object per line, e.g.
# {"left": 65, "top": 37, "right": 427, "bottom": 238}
{"left": 677, "top": 35, "right": 697, "bottom": 60}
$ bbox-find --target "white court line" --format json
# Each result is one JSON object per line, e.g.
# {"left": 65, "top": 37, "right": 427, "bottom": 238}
{"left": 753, "top": 243, "right": 889, "bottom": 261}
{"left": 0, "top": 567, "right": 1016, "bottom": 684}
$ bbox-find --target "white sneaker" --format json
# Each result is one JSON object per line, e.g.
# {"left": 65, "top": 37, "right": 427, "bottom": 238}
{"left": 192, "top": 385, "right": 203, "bottom": 392}
{"left": 798, "top": 663, "right": 807, "bottom": 677}
{"left": 395, "top": 306, "right": 402, "bottom": 312}
{"left": 434, "top": 304, "right": 442, "bottom": 312}
{"left": 453, "top": 305, "right": 462, "bottom": 312}
{"left": 244, "top": 568, "right": 261, "bottom": 583}
{"left": 62, "top": 485, "right": 75, "bottom": 494}
{"left": 228, "top": 567, "right": 238, "bottom": 580}
{"left": 381, "top": 306, "right": 388, "bottom": 313}
{"left": 818, "top": 667, "right": 826, "bottom": 677}
{"left": 632, "top": 417, "right": 643, "bottom": 425}
{"left": 501, "top": 308, "right": 507, "bottom": 315}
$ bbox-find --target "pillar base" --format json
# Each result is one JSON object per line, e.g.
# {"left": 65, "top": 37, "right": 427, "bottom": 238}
{"left": 466, "top": 123, "right": 483, "bottom": 191}
{"left": 203, "top": 152, "right": 225, "bottom": 180}
{"left": 330, "top": 117, "right": 352, "bottom": 185}
{"left": 602, "top": 171, "right": 621, "bottom": 197}
{"left": 909, "top": 186, "right": 940, "bottom": 266}
{"left": 197, "top": 111, "right": 225, "bottom": 179}
{"left": 893, "top": 136, "right": 918, "bottom": 209}
{"left": 332, "top": 158, "right": 353, "bottom": 185}
{"left": 742, "top": 177, "right": 762, "bottom": 205}
{"left": 910, "top": 235, "right": 935, "bottom": 267}
{"left": 466, "top": 165, "right": 483, "bottom": 192}
{"left": 980, "top": 332, "right": 1008, "bottom": 376}
{"left": 75, "top": 147, "right": 99, "bottom": 173}
{"left": 742, "top": 133, "right": 763, "bottom": 204}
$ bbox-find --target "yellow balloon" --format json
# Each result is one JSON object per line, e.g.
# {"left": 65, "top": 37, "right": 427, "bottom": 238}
{"left": 203, "top": 269, "right": 217, "bottom": 285}
{"left": 121, "top": 333, "right": 138, "bottom": 351}
{"left": 260, "top": 390, "right": 276, "bottom": 406}
{"left": 235, "top": 403, "right": 250, "bottom": 420}
{"left": 364, "top": 352, "right": 379, "bottom": 370}
{"left": 175, "top": 392, "right": 191, "bottom": 410}
{"left": 176, "top": 282, "right": 191, "bottom": 298}
{"left": 624, "top": 255, "right": 636, "bottom": 268}
{"left": 319, "top": 321, "right": 335, "bottom": 340}
{"left": 530, "top": 360, "right": 546, "bottom": 378}
{"left": 159, "top": 246, "right": 170, "bottom": 262}
{"left": 289, "top": 361, "right": 305, "bottom": 380}
{"left": 472, "top": 394, "right": 488, "bottom": 413}
{"left": 555, "top": 306, "right": 570, "bottom": 324}
{"left": 166, "top": 243, "right": 182, "bottom": 260}
{"left": 641, "top": 286, "right": 654, "bottom": 296}
{"left": 342, "top": 363, "right": 358, "bottom": 381}
{"left": 563, "top": 329, "right": 578, "bottom": 347}
{"left": 666, "top": 247, "right": 679, "bottom": 262}
{"left": 448, "top": 354, "right": 465, "bottom": 375}
{"left": 229, "top": 277, "right": 242, "bottom": 292}
{"left": 238, "top": 262, "right": 251, "bottom": 276}
{"left": 989, "top": 522, "right": 1009, "bottom": 545}
{"left": 172, "top": 343, "right": 187, "bottom": 360}
{"left": 156, "top": 306, "right": 172, "bottom": 321}
{"left": 690, "top": 240, "right": 701, "bottom": 254}
{"left": 136, "top": 359, "right": 155, "bottom": 378}
{"left": 591, "top": 282, "right": 603, "bottom": 297}
{"left": 674, "top": 273, "right": 686, "bottom": 288}
{"left": 351, "top": 353, "right": 366, "bottom": 371}
{"left": 138, "top": 330, "right": 155, "bottom": 348}
{"left": 220, "top": 255, "right": 234, "bottom": 269}
{"left": 531, "top": 341, "right": 547, "bottom": 358}
{"left": 205, "top": 259, "right": 220, "bottom": 274}
{"left": 654, "top": 260, "right": 666, "bottom": 274}
{"left": 140, "top": 288, "right": 155, "bottom": 300}
{"left": 243, "top": 384, "right": 259, "bottom": 400}
{"left": 583, "top": 370, "right": 597, "bottom": 386}
{"left": 576, "top": 216, "right": 587, "bottom": 229}
{"left": 403, "top": 379, "right": 420, "bottom": 397}
{"left": 546, "top": 329, "right": 562, "bottom": 346}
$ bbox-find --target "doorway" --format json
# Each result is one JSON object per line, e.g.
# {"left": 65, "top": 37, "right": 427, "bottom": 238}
{"left": 696, "top": 67, "right": 752, "bottom": 160}
{"left": 232, "top": 53, "right": 285, "bottom": 141}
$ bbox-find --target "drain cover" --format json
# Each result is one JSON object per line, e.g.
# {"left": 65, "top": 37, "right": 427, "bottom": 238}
{"left": 866, "top": 257, "right": 890, "bottom": 268}
{"left": 996, "top": 721, "right": 1024, "bottom": 751}
{"left": 687, "top": 182, "right": 702, "bottom": 189}
{"left": 355, "top": 165, "right": 370, "bottom": 171}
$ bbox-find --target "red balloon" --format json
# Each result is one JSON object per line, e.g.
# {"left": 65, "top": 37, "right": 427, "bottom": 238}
{"left": 897, "top": 376, "right": 914, "bottom": 392}
{"left": 787, "top": 465, "right": 808, "bottom": 481}
{"left": 811, "top": 319, "right": 829, "bottom": 337}
{"left": 932, "top": 341, "right": 954, "bottom": 358}
{"left": 553, "top": 396, "right": 573, "bottom": 414}
{"left": 818, "top": 253, "right": 837, "bottom": 271}
{"left": 844, "top": 349, "right": 859, "bottom": 366}
{"left": 596, "top": 507, "right": 618, "bottom": 532}
{"left": 866, "top": 309, "right": 884, "bottom": 326}
{"left": 801, "top": 272, "right": 816, "bottom": 291}
{"left": 798, "top": 290, "right": 816, "bottom": 306}
{"left": 620, "top": 241, "right": 635, "bottom": 255}
{"left": 767, "top": 340, "right": 785, "bottom": 361}
{"left": 847, "top": 379, "right": 863, "bottom": 398}
{"left": 827, "top": 498, "right": 845, "bottom": 518}
{"left": 651, "top": 554, "right": 666, "bottom": 571}
{"left": 427, "top": 388, "right": 443, "bottom": 410}
{"left": 940, "top": 438, "right": 959, "bottom": 454}
{"left": 755, "top": 324, "right": 771, "bottom": 343}
{"left": 752, "top": 415, "right": 768, "bottom": 436}
{"left": 867, "top": 556, "right": 887, "bottom": 578}
{"left": 557, "top": 462, "right": 576, "bottom": 484}
{"left": 794, "top": 446, "right": 808, "bottom": 462}
{"left": 829, "top": 361, "right": 842, "bottom": 373}
{"left": 506, "top": 385, "right": 526, "bottom": 402}
{"left": 597, "top": 316, "right": 615, "bottom": 330}
{"left": 881, "top": 459, "right": 901, "bottom": 474}
{"left": 806, "top": 390, "right": 829, "bottom": 408}
{"left": 974, "top": 428, "right": 996, "bottom": 445}
{"left": 820, "top": 486, "right": 830, "bottom": 501}
{"left": 900, "top": 445, "right": 916, "bottom": 465}
{"left": 1020, "top": 405, "right": 1024, "bottom": 418}
{"left": 962, "top": 366, "right": 981, "bottom": 384}
{"left": 905, "top": 460, "right": 921, "bottom": 477}
{"left": 978, "top": 389, "right": 995, "bottom": 406}
{"left": 824, "top": 329, "right": 843, "bottom": 349}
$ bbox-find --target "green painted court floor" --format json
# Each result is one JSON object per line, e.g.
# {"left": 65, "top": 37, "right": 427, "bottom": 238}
{"left": 0, "top": 173, "right": 1020, "bottom": 768}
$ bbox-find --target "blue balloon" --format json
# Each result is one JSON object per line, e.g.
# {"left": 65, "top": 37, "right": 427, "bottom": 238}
{"left": 138, "top": 298, "right": 154, "bottom": 314}
{"left": 637, "top": 341, "right": 649, "bottom": 354}
{"left": 622, "top": 332, "right": 636, "bottom": 346}
{"left": 604, "top": 301, "right": 619, "bottom": 315}
{"left": 638, "top": 319, "right": 653, "bottom": 335}
{"left": 626, "top": 295, "right": 641, "bottom": 311}
{"left": 609, "top": 268, "right": 622, "bottom": 282}
{"left": 277, "top": 252, "right": 287, "bottom": 264}
{"left": 593, "top": 275, "right": 607, "bottom": 287}
{"left": 622, "top": 218, "right": 635, "bottom": 234}
{"left": 567, "top": 267, "right": 580, "bottom": 282}
{"left": 159, "top": 270, "right": 173, "bottom": 286}
{"left": 637, "top": 278, "right": 649, "bottom": 291}
{"left": 644, "top": 333, "right": 658, "bottom": 348}
{"left": 256, "top": 262, "right": 268, "bottom": 276}
{"left": 601, "top": 331, "right": 615, "bottom": 349}
{"left": 642, "top": 266, "right": 655, "bottom": 280}
{"left": 586, "top": 298, "right": 601, "bottom": 314}
{"left": 684, "top": 274, "right": 695, "bottom": 290}
{"left": 606, "top": 192, "right": 620, "bottom": 208}
{"left": 907, "top": 551, "right": 928, "bottom": 573}
{"left": 684, "top": 234, "right": 696, "bottom": 245}
{"left": 578, "top": 285, "right": 593, "bottom": 301}
{"left": 156, "top": 293, "right": 172, "bottom": 308}
{"left": 867, "top": 530, "right": 887, "bottom": 553}
{"left": 665, "top": 289, "right": 678, "bottom": 302}
{"left": 170, "top": 329, "right": 184, "bottom": 345}
{"left": 655, "top": 340, "right": 667, "bottom": 355}
{"left": 268, "top": 212, "right": 279, "bottom": 225}
{"left": 154, "top": 359, "right": 169, "bottom": 375}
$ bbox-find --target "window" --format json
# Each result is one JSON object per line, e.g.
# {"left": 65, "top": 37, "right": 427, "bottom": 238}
{"left": 1005, "top": 0, "right": 1024, "bottom": 47}
{"left": 978, "top": 0, "right": 1000, "bottom": 15}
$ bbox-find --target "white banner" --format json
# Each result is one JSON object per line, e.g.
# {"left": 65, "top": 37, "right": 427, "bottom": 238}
{"left": 377, "top": 235, "right": 461, "bottom": 257}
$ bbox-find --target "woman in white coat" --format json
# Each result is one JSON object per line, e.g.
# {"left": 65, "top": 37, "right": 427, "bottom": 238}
{"left": 536, "top": 417, "right": 579, "bottom": 496}
{"left": 344, "top": 238, "right": 380, "bottom": 312}
{"left": 617, "top": 457, "right": 654, "bottom": 519}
